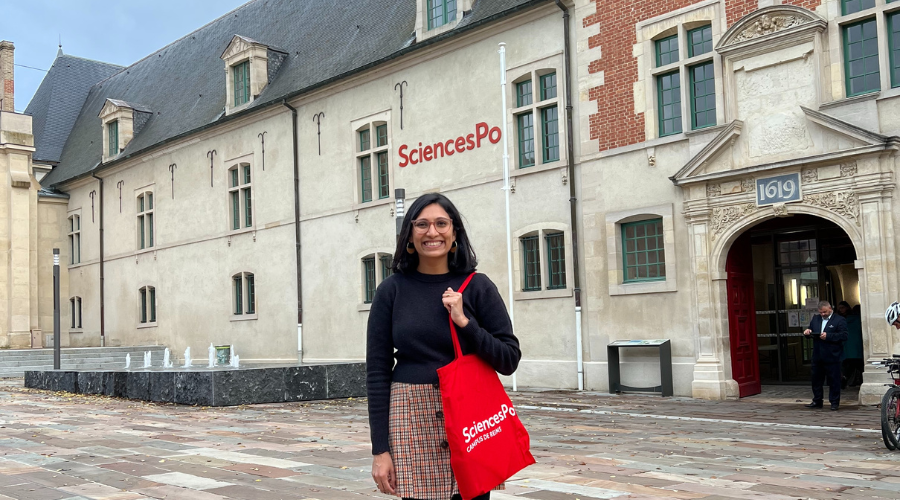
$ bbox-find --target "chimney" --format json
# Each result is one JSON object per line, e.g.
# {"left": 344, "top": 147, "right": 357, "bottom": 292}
{"left": 0, "top": 41, "right": 14, "bottom": 112}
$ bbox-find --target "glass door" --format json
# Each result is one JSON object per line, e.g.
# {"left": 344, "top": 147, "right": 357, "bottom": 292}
{"left": 774, "top": 236, "right": 820, "bottom": 383}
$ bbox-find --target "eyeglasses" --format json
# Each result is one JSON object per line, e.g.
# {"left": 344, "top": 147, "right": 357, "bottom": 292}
{"left": 411, "top": 217, "right": 453, "bottom": 234}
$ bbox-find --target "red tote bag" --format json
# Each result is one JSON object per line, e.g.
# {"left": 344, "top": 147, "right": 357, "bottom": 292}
{"left": 437, "top": 273, "right": 536, "bottom": 500}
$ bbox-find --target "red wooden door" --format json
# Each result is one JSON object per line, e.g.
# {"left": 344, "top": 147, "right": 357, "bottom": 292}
{"left": 726, "top": 235, "right": 761, "bottom": 398}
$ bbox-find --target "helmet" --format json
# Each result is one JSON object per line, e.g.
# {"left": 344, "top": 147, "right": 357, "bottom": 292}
{"left": 886, "top": 302, "right": 900, "bottom": 326}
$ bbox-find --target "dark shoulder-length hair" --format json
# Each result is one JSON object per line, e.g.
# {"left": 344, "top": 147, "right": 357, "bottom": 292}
{"left": 391, "top": 193, "right": 477, "bottom": 274}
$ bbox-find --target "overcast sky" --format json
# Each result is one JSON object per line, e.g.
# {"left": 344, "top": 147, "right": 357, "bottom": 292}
{"left": 7, "top": 0, "right": 248, "bottom": 112}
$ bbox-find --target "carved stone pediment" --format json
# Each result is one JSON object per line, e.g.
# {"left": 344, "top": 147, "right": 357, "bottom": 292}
{"left": 717, "top": 5, "right": 825, "bottom": 51}
{"left": 221, "top": 35, "right": 263, "bottom": 61}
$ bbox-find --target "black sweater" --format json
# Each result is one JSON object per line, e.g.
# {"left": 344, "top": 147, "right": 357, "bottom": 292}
{"left": 365, "top": 271, "right": 521, "bottom": 455}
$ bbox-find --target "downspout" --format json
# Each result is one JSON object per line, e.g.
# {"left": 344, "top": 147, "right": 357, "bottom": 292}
{"left": 555, "top": 0, "right": 583, "bottom": 390}
{"left": 282, "top": 100, "right": 303, "bottom": 361}
{"left": 91, "top": 172, "right": 105, "bottom": 347}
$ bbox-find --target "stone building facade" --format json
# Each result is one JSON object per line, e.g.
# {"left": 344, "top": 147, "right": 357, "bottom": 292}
{"left": 5, "top": 0, "right": 900, "bottom": 403}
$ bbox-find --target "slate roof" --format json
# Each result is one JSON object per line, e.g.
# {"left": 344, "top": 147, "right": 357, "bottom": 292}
{"left": 41, "top": 0, "right": 547, "bottom": 187}
{"left": 24, "top": 50, "right": 123, "bottom": 165}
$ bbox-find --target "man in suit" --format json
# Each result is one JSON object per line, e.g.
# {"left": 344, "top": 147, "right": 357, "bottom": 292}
{"left": 803, "top": 300, "right": 848, "bottom": 411}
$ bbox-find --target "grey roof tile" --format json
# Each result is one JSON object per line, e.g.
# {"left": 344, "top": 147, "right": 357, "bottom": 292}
{"left": 24, "top": 51, "right": 123, "bottom": 165}
{"left": 42, "top": 0, "right": 546, "bottom": 187}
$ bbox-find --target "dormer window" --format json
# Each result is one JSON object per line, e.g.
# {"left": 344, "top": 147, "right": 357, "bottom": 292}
{"left": 99, "top": 98, "right": 151, "bottom": 161}
{"left": 107, "top": 120, "right": 118, "bottom": 157}
{"left": 428, "top": 0, "right": 457, "bottom": 30}
{"left": 416, "top": 0, "right": 471, "bottom": 41}
{"left": 221, "top": 35, "right": 287, "bottom": 115}
{"left": 233, "top": 60, "right": 250, "bottom": 107}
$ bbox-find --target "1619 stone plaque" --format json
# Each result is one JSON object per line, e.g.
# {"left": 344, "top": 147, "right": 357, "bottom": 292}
{"left": 756, "top": 173, "right": 801, "bottom": 206}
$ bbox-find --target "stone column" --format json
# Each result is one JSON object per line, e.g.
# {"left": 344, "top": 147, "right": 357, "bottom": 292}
{"left": 685, "top": 211, "right": 731, "bottom": 400}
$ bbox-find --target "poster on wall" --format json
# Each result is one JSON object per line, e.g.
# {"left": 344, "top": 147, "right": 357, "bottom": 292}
{"left": 799, "top": 310, "right": 811, "bottom": 327}
{"left": 805, "top": 297, "right": 819, "bottom": 309}
{"left": 788, "top": 311, "right": 800, "bottom": 328}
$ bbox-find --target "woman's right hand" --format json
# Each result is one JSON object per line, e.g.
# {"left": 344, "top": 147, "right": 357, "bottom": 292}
{"left": 372, "top": 452, "right": 396, "bottom": 496}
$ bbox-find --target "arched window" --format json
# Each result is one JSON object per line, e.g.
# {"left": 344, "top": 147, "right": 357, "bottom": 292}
{"left": 70, "top": 297, "right": 82, "bottom": 329}
{"left": 233, "top": 272, "right": 256, "bottom": 316}
{"left": 361, "top": 252, "right": 394, "bottom": 304}
{"left": 139, "top": 286, "right": 157, "bottom": 324}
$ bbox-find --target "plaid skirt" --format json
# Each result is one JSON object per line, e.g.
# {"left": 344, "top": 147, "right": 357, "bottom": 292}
{"left": 389, "top": 382, "right": 503, "bottom": 500}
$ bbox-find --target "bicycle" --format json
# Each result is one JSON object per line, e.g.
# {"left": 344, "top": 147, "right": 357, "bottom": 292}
{"left": 880, "top": 356, "right": 900, "bottom": 451}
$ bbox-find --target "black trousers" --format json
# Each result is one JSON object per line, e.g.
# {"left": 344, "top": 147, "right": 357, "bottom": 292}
{"left": 811, "top": 360, "right": 841, "bottom": 406}
{"left": 404, "top": 495, "right": 490, "bottom": 500}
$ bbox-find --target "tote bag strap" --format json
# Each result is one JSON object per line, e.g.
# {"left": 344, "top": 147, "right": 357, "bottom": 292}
{"left": 449, "top": 272, "right": 477, "bottom": 359}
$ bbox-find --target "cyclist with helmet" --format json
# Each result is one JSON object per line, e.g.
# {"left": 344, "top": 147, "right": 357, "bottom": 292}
{"left": 886, "top": 302, "right": 900, "bottom": 329}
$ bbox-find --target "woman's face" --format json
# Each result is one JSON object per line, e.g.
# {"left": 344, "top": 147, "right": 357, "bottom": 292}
{"left": 410, "top": 203, "right": 456, "bottom": 260}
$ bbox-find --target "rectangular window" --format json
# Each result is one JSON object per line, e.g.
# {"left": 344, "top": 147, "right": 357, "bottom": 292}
{"left": 140, "top": 288, "right": 147, "bottom": 323}
{"left": 517, "top": 113, "right": 535, "bottom": 168}
{"left": 522, "top": 235, "right": 541, "bottom": 291}
{"left": 541, "top": 106, "right": 559, "bottom": 163}
{"left": 377, "top": 152, "right": 389, "bottom": 199}
{"left": 376, "top": 124, "right": 388, "bottom": 147}
{"left": 139, "top": 215, "right": 146, "bottom": 249}
{"left": 231, "top": 168, "right": 239, "bottom": 188}
{"left": 149, "top": 287, "right": 156, "bottom": 322}
{"left": 889, "top": 12, "right": 900, "bottom": 87}
{"left": 233, "top": 60, "right": 250, "bottom": 106}
{"left": 234, "top": 275, "right": 243, "bottom": 315}
{"left": 516, "top": 80, "right": 533, "bottom": 107}
{"left": 231, "top": 191, "right": 240, "bottom": 230}
{"left": 844, "top": 19, "right": 880, "bottom": 97}
{"left": 246, "top": 274, "right": 255, "bottom": 315}
{"left": 539, "top": 73, "right": 557, "bottom": 101}
{"left": 148, "top": 213, "right": 154, "bottom": 247}
{"left": 107, "top": 121, "right": 118, "bottom": 157}
{"left": 359, "top": 128, "right": 371, "bottom": 152}
{"left": 842, "top": 0, "right": 875, "bottom": 15}
{"left": 545, "top": 232, "right": 566, "bottom": 290}
{"left": 658, "top": 71, "right": 682, "bottom": 136}
{"left": 68, "top": 215, "right": 81, "bottom": 265}
{"left": 687, "top": 25, "right": 713, "bottom": 57}
{"left": 77, "top": 297, "right": 82, "bottom": 328}
{"left": 360, "top": 156, "right": 372, "bottom": 203}
{"left": 427, "top": 0, "right": 457, "bottom": 30}
{"left": 656, "top": 35, "right": 679, "bottom": 67}
{"left": 244, "top": 188, "right": 252, "bottom": 227}
{"left": 243, "top": 165, "right": 251, "bottom": 185}
{"left": 622, "top": 219, "right": 666, "bottom": 282}
{"left": 690, "top": 61, "right": 716, "bottom": 130}
{"left": 381, "top": 255, "right": 393, "bottom": 280}
{"left": 70, "top": 298, "right": 76, "bottom": 329}
{"left": 363, "top": 257, "right": 376, "bottom": 304}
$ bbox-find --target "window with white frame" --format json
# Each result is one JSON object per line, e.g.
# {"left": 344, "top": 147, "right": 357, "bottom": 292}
{"left": 356, "top": 121, "right": 391, "bottom": 203}
{"left": 228, "top": 163, "right": 253, "bottom": 230}
{"left": 70, "top": 297, "right": 82, "bottom": 329}
{"left": 139, "top": 286, "right": 156, "bottom": 324}
{"left": 137, "top": 191, "right": 154, "bottom": 250}
{"left": 512, "top": 70, "right": 561, "bottom": 168}
{"left": 833, "top": 0, "right": 900, "bottom": 98}
{"left": 68, "top": 214, "right": 81, "bottom": 265}
{"left": 519, "top": 230, "right": 567, "bottom": 292}
{"left": 232, "top": 272, "right": 256, "bottom": 317}
{"left": 362, "top": 252, "right": 394, "bottom": 304}
{"left": 652, "top": 23, "right": 717, "bottom": 137}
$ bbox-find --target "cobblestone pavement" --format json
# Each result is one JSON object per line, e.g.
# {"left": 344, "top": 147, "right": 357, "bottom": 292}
{"left": 0, "top": 379, "right": 898, "bottom": 500}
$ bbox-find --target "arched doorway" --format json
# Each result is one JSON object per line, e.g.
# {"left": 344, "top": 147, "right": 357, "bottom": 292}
{"left": 725, "top": 215, "right": 857, "bottom": 397}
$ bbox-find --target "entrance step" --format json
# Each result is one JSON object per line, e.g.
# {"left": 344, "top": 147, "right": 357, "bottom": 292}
{"left": 0, "top": 346, "right": 167, "bottom": 378}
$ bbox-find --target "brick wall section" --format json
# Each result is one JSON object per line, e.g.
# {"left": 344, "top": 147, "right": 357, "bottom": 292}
{"left": 584, "top": 0, "right": 823, "bottom": 153}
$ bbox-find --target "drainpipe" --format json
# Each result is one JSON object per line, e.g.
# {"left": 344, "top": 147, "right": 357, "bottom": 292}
{"left": 91, "top": 173, "right": 106, "bottom": 347}
{"left": 555, "top": 0, "right": 583, "bottom": 390}
{"left": 282, "top": 100, "right": 303, "bottom": 361}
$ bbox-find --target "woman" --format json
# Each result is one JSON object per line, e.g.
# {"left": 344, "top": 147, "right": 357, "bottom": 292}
{"left": 366, "top": 193, "right": 521, "bottom": 500}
